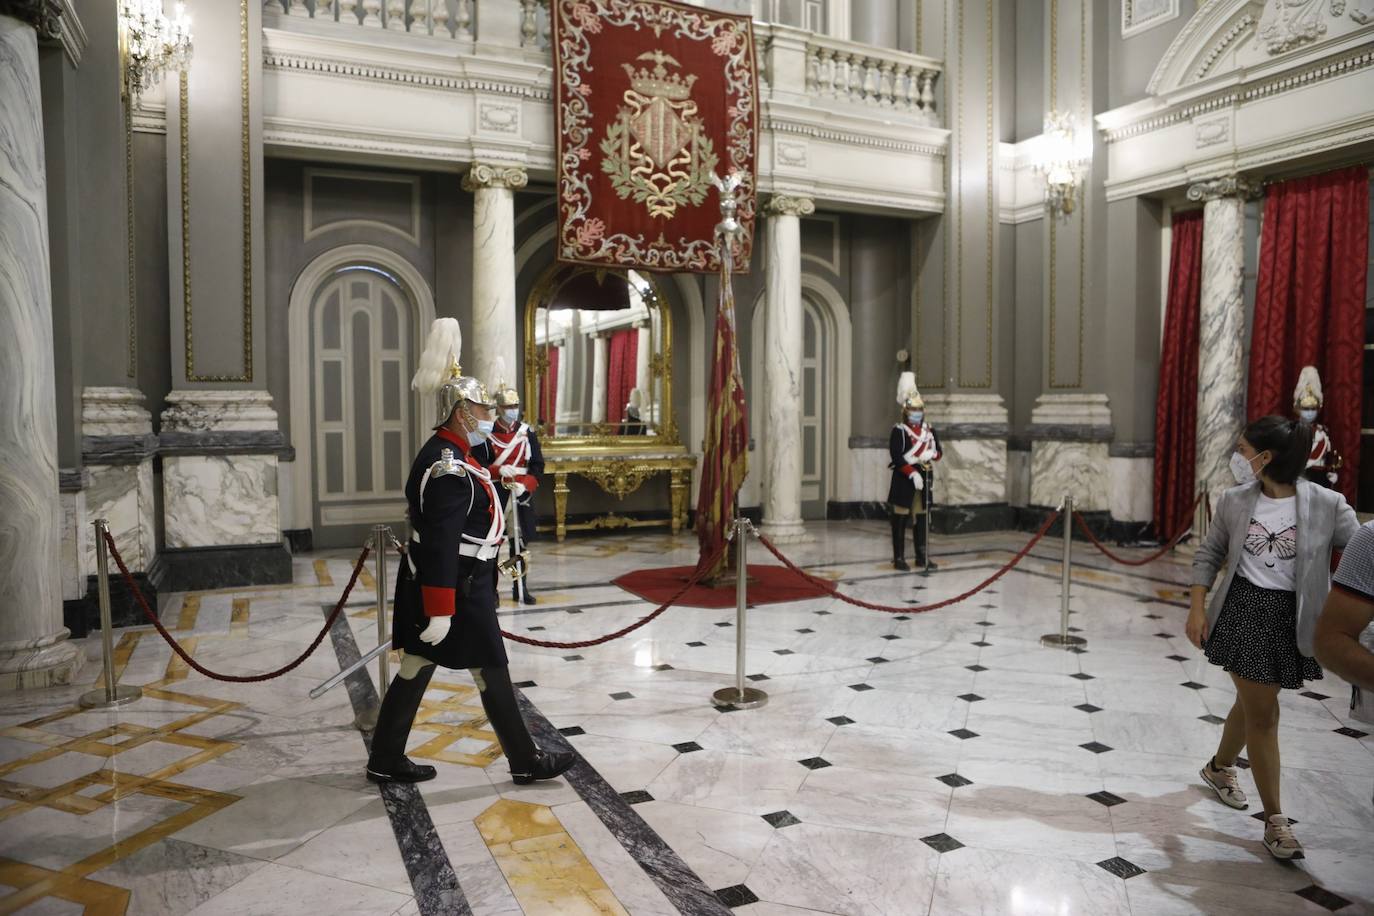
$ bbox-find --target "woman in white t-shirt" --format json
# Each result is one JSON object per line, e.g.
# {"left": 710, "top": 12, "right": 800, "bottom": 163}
{"left": 1188, "top": 415, "right": 1359, "bottom": 861}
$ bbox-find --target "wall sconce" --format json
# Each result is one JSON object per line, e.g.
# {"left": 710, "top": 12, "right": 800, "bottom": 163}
{"left": 1032, "top": 109, "right": 1091, "bottom": 218}
{"left": 119, "top": 0, "right": 193, "bottom": 103}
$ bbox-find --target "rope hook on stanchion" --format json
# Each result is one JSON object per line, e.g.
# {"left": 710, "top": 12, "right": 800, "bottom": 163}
{"left": 1041, "top": 494, "right": 1087, "bottom": 650}
{"left": 79, "top": 519, "right": 143, "bottom": 709}
{"left": 711, "top": 517, "right": 768, "bottom": 711}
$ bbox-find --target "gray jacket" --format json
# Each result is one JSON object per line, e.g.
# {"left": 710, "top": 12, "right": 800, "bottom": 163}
{"left": 1192, "top": 478, "right": 1359, "bottom": 656}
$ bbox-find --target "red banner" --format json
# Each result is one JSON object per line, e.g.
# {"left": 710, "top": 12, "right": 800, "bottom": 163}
{"left": 552, "top": 0, "right": 757, "bottom": 274}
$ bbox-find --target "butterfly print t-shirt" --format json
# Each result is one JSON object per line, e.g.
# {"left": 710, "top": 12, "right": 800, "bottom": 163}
{"left": 1237, "top": 494, "right": 1297, "bottom": 592}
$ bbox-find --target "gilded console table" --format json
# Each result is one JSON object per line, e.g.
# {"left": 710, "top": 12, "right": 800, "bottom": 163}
{"left": 542, "top": 453, "right": 698, "bottom": 542}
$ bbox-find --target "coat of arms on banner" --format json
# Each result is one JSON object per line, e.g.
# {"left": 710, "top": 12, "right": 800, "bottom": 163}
{"left": 553, "top": 0, "right": 757, "bottom": 274}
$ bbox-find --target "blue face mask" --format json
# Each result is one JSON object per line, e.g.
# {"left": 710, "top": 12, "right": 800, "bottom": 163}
{"left": 1299, "top": 409, "right": 1317, "bottom": 423}
{"left": 466, "top": 418, "right": 494, "bottom": 446}
{"left": 907, "top": 411, "right": 924, "bottom": 425}
{"left": 502, "top": 409, "right": 520, "bottom": 424}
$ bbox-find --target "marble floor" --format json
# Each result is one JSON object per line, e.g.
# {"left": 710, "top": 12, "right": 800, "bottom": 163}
{"left": 2, "top": 522, "right": 1372, "bottom": 915}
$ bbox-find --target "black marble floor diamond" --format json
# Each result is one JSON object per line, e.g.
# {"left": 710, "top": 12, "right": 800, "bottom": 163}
{"left": 1236, "top": 756, "right": 1251, "bottom": 769}
{"left": 1144, "top": 613, "right": 1164, "bottom": 620}
{"left": 1251, "top": 811, "right": 1298, "bottom": 824}
{"left": 1153, "top": 632, "right": 1176, "bottom": 639}
{"left": 1294, "top": 884, "right": 1352, "bottom": 911}
{"left": 979, "top": 604, "right": 997, "bottom": 610}
{"left": 1068, "top": 646, "right": 1089, "bottom": 654}
{"left": 513, "top": 680, "right": 537, "bottom": 688}
{"left": 966, "top": 664, "right": 988, "bottom": 672}
{"left": 975, "top": 620, "right": 996, "bottom": 626}
{"left": 1087, "top": 791, "right": 1127, "bottom": 808}
{"left": 881, "top": 634, "right": 901, "bottom": 640}
{"left": 1300, "top": 690, "right": 1331, "bottom": 701}
{"left": 715, "top": 621, "right": 733, "bottom": 627}
{"left": 619, "top": 790, "right": 654, "bottom": 805}
{"left": 1165, "top": 654, "right": 1188, "bottom": 662}
{"left": 814, "top": 610, "right": 832, "bottom": 616}
{"left": 895, "top": 615, "right": 911, "bottom": 620}
{"left": 653, "top": 664, "right": 675, "bottom": 671}
{"left": 948, "top": 728, "right": 979, "bottom": 740}
{"left": 1067, "top": 626, "right": 1084, "bottom": 633}
{"left": 958, "top": 693, "right": 984, "bottom": 703}
{"left": 527, "top": 626, "right": 546, "bottom": 631}
{"left": 920, "top": 833, "right": 965, "bottom": 853}
{"left": 565, "top": 608, "right": 583, "bottom": 614}
{"left": 1080, "top": 741, "right": 1114, "bottom": 754}
{"left": 795, "top": 627, "right": 815, "bottom": 634}
{"left": 1198, "top": 714, "right": 1225, "bottom": 725}
{"left": 798, "top": 757, "right": 832, "bottom": 770}
{"left": 686, "top": 641, "right": 707, "bottom": 647}
{"left": 609, "top": 691, "right": 635, "bottom": 701}
{"left": 827, "top": 716, "right": 855, "bottom": 726}
{"left": 1096, "top": 857, "right": 1145, "bottom": 879}
{"left": 936, "top": 773, "right": 973, "bottom": 788}
{"left": 1075, "top": 703, "right": 1103, "bottom": 713}
{"left": 867, "top": 656, "right": 891, "bottom": 664}
{"left": 971, "top": 640, "right": 992, "bottom": 648}
{"left": 714, "top": 885, "right": 760, "bottom": 908}
{"left": 1070, "top": 672, "right": 1095, "bottom": 681}
{"left": 1180, "top": 681, "right": 1208, "bottom": 690}
{"left": 762, "top": 810, "right": 801, "bottom": 829}
{"left": 848, "top": 683, "right": 875, "bottom": 692}
{"left": 672, "top": 741, "right": 704, "bottom": 753}
{"left": 1334, "top": 726, "right": 1369, "bottom": 739}
{"left": 558, "top": 726, "right": 586, "bottom": 737}
{"left": 563, "top": 654, "right": 584, "bottom": 661}
{"left": 747, "top": 673, "right": 771, "bottom": 682}
{"left": 774, "top": 649, "right": 795, "bottom": 656}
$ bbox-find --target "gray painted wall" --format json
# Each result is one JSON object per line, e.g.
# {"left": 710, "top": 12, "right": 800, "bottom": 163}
{"left": 133, "top": 132, "right": 171, "bottom": 417}
{"left": 1013, "top": 219, "right": 1045, "bottom": 431}
{"left": 1102, "top": 197, "right": 1163, "bottom": 444}
{"left": 1015, "top": 0, "right": 1045, "bottom": 141}
{"left": 1107, "top": 0, "right": 1198, "bottom": 109}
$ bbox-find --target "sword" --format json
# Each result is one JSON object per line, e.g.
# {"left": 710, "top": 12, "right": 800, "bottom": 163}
{"left": 310, "top": 639, "right": 391, "bottom": 699}
{"left": 498, "top": 480, "right": 529, "bottom": 585}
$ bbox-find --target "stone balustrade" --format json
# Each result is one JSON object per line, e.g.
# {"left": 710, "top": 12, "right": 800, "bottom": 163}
{"left": 264, "top": 0, "right": 476, "bottom": 40}
{"left": 801, "top": 33, "right": 940, "bottom": 118}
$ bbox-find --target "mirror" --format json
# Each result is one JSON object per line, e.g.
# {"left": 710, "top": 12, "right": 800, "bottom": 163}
{"left": 523, "top": 264, "right": 679, "bottom": 450}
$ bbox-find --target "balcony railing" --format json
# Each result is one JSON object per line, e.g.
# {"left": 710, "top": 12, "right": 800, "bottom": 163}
{"left": 802, "top": 33, "right": 939, "bottom": 117}
{"left": 263, "top": 0, "right": 476, "bottom": 39}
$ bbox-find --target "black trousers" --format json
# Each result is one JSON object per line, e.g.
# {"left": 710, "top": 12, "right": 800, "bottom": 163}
{"left": 890, "top": 510, "right": 930, "bottom": 562}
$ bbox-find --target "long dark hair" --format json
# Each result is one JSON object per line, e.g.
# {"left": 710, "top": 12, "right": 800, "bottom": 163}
{"left": 1242, "top": 415, "right": 1313, "bottom": 485}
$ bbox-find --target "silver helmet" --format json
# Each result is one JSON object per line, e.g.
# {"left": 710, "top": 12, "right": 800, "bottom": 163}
{"left": 412, "top": 318, "right": 494, "bottom": 428}
{"left": 490, "top": 356, "right": 521, "bottom": 409}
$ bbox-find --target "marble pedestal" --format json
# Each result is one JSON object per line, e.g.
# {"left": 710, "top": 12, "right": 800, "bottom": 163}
{"left": 921, "top": 394, "right": 1012, "bottom": 533}
{"left": 1028, "top": 394, "right": 1113, "bottom": 513}
{"left": 0, "top": 14, "right": 83, "bottom": 689}
{"left": 69, "top": 387, "right": 160, "bottom": 634}
{"left": 158, "top": 390, "right": 291, "bottom": 591}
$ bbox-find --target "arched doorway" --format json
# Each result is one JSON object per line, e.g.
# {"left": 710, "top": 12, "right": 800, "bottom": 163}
{"left": 288, "top": 246, "right": 435, "bottom": 548}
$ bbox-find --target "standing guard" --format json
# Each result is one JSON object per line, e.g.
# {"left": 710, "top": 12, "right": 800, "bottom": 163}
{"left": 488, "top": 359, "right": 543, "bottom": 605}
{"left": 367, "top": 318, "right": 573, "bottom": 786}
{"left": 1293, "top": 366, "right": 1340, "bottom": 489}
{"left": 887, "top": 372, "right": 942, "bottom": 571}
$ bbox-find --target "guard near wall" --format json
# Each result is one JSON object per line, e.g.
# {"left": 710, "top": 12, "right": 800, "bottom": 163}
{"left": 887, "top": 372, "right": 942, "bottom": 571}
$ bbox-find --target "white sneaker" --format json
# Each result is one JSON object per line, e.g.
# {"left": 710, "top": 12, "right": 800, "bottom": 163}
{"left": 1263, "top": 814, "right": 1304, "bottom": 860}
{"left": 1200, "top": 760, "right": 1248, "bottom": 810}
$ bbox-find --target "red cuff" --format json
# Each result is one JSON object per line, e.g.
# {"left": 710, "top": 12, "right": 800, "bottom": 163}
{"left": 901, "top": 464, "right": 916, "bottom": 476}
{"left": 517, "top": 474, "right": 539, "bottom": 492}
{"left": 421, "top": 585, "right": 456, "bottom": 618}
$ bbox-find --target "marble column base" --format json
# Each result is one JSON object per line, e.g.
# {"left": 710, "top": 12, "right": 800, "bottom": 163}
{"left": 1027, "top": 394, "right": 1113, "bottom": 512}
{"left": 0, "top": 632, "right": 84, "bottom": 691}
{"left": 758, "top": 519, "right": 812, "bottom": 545}
{"left": 81, "top": 387, "right": 158, "bottom": 574}
{"left": 155, "top": 544, "right": 292, "bottom": 592}
{"left": 922, "top": 394, "right": 1009, "bottom": 506}
{"left": 1108, "top": 455, "right": 1152, "bottom": 525}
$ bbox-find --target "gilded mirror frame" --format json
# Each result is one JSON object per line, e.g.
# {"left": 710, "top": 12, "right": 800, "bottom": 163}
{"left": 523, "top": 263, "right": 683, "bottom": 455}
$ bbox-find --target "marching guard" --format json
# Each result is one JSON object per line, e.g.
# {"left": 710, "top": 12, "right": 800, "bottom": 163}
{"left": 1293, "top": 366, "right": 1341, "bottom": 489}
{"left": 888, "top": 372, "right": 942, "bottom": 571}
{"left": 366, "top": 318, "right": 573, "bottom": 786}
{"left": 487, "top": 360, "right": 543, "bottom": 605}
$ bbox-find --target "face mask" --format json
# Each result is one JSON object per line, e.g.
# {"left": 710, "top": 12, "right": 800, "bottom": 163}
{"left": 907, "top": 412, "right": 923, "bottom": 425}
{"left": 1299, "top": 409, "right": 1317, "bottom": 423}
{"left": 1229, "top": 451, "right": 1258, "bottom": 484}
{"left": 502, "top": 409, "right": 520, "bottom": 424}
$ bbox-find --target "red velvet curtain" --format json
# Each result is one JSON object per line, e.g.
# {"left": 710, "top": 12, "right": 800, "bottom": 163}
{"left": 1247, "top": 166, "right": 1368, "bottom": 504}
{"left": 606, "top": 329, "right": 637, "bottom": 425}
{"left": 540, "top": 346, "right": 560, "bottom": 433}
{"left": 1153, "top": 209, "right": 1205, "bottom": 541}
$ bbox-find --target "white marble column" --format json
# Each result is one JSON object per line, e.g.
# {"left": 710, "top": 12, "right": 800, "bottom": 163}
{"left": 590, "top": 333, "right": 609, "bottom": 424}
{"left": 761, "top": 194, "right": 815, "bottom": 543}
{"left": 463, "top": 163, "right": 527, "bottom": 386}
{"left": 1188, "top": 176, "right": 1260, "bottom": 503}
{"left": 0, "top": 13, "right": 83, "bottom": 689}
{"left": 634, "top": 322, "right": 651, "bottom": 399}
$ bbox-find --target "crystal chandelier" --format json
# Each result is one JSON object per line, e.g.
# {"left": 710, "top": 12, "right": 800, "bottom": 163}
{"left": 1033, "top": 109, "right": 1091, "bottom": 218}
{"left": 119, "top": 0, "right": 193, "bottom": 103}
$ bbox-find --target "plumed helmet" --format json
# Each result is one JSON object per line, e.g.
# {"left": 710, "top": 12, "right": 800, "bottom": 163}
{"left": 628, "top": 388, "right": 644, "bottom": 411}
{"left": 412, "top": 318, "right": 493, "bottom": 428}
{"left": 490, "top": 356, "right": 521, "bottom": 409}
{"left": 1293, "top": 366, "right": 1322, "bottom": 411}
{"left": 896, "top": 371, "right": 924, "bottom": 412}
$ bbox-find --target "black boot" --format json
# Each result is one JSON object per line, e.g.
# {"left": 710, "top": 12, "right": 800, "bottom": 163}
{"left": 367, "top": 665, "right": 438, "bottom": 784}
{"left": 475, "top": 666, "right": 574, "bottom": 784}
{"left": 891, "top": 514, "right": 909, "bottom": 571}
{"left": 914, "top": 514, "right": 938, "bottom": 570}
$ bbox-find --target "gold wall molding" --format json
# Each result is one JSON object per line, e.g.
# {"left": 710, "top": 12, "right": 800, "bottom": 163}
{"left": 182, "top": 0, "right": 253, "bottom": 383}
{"left": 125, "top": 94, "right": 136, "bottom": 378}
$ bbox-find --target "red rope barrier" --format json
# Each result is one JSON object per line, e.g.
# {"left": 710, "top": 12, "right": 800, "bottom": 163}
{"left": 498, "top": 543, "right": 727, "bottom": 649}
{"left": 754, "top": 510, "right": 1062, "bottom": 615}
{"left": 1072, "top": 492, "right": 1205, "bottom": 567}
{"left": 104, "top": 530, "right": 370, "bottom": 683}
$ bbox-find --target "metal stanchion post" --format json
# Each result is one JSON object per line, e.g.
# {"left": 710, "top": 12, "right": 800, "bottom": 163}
{"left": 1041, "top": 495, "right": 1087, "bottom": 650}
{"left": 80, "top": 519, "right": 143, "bottom": 709}
{"left": 712, "top": 518, "right": 767, "bottom": 710}
{"left": 373, "top": 524, "right": 390, "bottom": 700}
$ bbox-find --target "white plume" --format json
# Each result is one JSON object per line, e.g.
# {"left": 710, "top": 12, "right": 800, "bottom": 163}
{"left": 492, "top": 355, "right": 509, "bottom": 391}
{"left": 629, "top": 388, "right": 644, "bottom": 409}
{"left": 412, "top": 317, "right": 462, "bottom": 394}
{"left": 896, "top": 371, "right": 918, "bottom": 405}
{"left": 1294, "top": 365, "right": 1323, "bottom": 406}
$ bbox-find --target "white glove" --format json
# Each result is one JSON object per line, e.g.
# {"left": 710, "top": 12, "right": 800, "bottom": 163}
{"left": 500, "top": 465, "right": 518, "bottom": 480}
{"left": 910, "top": 471, "right": 924, "bottom": 491}
{"left": 420, "top": 616, "right": 451, "bottom": 646}
{"left": 508, "top": 481, "right": 527, "bottom": 499}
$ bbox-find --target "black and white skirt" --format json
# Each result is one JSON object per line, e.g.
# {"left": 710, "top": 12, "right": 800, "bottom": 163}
{"left": 1204, "top": 575, "right": 1322, "bottom": 689}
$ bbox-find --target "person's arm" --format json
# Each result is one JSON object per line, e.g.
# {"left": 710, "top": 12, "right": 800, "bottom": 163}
{"left": 1186, "top": 489, "right": 1231, "bottom": 648}
{"left": 1332, "top": 494, "right": 1359, "bottom": 551}
{"left": 1314, "top": 586, "right": 1374, "bottom": 690}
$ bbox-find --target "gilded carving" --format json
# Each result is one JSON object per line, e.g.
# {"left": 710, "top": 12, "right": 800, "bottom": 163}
{"left": 1186, "top": 174, "right": 1262, "bottom": 202}
{"left": 462, "top": 163, "right": 529, "bottom": 192}
{"left": 765, "top": 194, "right": 816, "bottom": 218}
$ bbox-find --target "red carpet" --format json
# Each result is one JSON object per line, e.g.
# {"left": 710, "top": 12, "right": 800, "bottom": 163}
{"left": 613, "top": 564, "right": 836, "bottom": 609}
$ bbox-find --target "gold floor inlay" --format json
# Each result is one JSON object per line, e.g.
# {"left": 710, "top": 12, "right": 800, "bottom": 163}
{"left": 474, "top": 798, "right": 627, "bottom": 916}
{"left": 408, "top": 681, "right": 504, "bottom": 768}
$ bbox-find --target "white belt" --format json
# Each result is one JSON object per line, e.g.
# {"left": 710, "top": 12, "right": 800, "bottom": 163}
{"left": 501, "top": 466, "right": 528, "bottom": 475}
{"left": 459, "top": 543, "right": 501, "bottom": 561}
